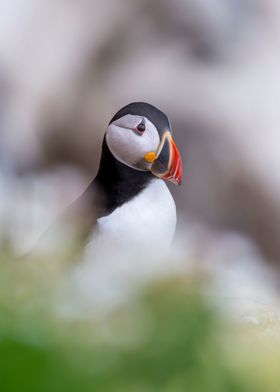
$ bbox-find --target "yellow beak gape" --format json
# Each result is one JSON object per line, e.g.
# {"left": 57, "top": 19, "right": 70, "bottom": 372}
{"left": 144, "top": 151, "right": 156, "bottom": 163}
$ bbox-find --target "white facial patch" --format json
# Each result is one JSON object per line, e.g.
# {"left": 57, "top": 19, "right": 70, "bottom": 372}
{"left": 106, "top": 114, "right": 160, "bottom": 170}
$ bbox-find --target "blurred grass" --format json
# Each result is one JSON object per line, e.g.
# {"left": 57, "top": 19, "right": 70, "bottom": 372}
{"left": 1, "top": 252, "right": 280, "bottom": 392}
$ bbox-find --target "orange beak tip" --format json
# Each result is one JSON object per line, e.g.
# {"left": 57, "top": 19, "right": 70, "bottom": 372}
{"left": 170, "top": 139, "right": 183, "bottom": 186}
{"left": 151, "top": 131, "right": 183, "bottom": 186}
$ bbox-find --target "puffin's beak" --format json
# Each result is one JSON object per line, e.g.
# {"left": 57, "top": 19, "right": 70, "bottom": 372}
{"left": 149, "top": 131, "right": 182, "bottom": 186}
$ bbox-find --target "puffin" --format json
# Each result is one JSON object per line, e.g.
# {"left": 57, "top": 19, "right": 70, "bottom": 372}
{"left": 37, "top": 102, "right": 182, "bottom": 260}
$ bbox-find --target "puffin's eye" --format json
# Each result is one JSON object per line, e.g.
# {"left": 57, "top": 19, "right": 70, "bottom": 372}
{"left": 135, "top": 119, "right": 145, "bottom": 134}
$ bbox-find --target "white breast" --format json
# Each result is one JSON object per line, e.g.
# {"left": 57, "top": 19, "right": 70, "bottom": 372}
{"left": 69, "top": 180, "right": 177, "bottom": 313}
{"left": 87, "top": 179, "right": 177, "bottom": 254}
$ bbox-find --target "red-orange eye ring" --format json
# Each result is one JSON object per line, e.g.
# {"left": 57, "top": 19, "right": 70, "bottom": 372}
{"left": 134, "top": 118, "right": 145, "bottom": 135}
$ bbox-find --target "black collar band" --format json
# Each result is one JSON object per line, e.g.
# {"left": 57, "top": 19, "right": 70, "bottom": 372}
{"left": 94, "top": 138, "right": 154, "bottom": 214}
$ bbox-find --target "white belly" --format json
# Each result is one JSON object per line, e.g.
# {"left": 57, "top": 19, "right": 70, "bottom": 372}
{"left": 88, "top": 179, "right": 177, "bottom": 253}
{"left": 70, "top": 180, "right": 177, "bottom": 311}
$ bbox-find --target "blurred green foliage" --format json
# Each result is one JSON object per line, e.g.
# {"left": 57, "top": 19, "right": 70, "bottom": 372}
{"left": 0, "top": 254, "right": 280, "bottom": 392}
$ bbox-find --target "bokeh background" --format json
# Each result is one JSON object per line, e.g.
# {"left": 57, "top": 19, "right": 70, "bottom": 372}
{"left": 1, "top": 1, "right": 280, "bottom": 391}
{"left": 1, "top": 0, "right": 280, "bottom": 260}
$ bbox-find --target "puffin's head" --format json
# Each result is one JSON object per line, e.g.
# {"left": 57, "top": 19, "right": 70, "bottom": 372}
{"left": 106, "top": 102, "right": 182, "bottom": 185}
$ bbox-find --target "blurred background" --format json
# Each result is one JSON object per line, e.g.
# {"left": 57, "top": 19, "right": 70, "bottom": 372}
{"left": 1, "top": 1, "right": 280, "bottom": 391}
{"left": 1, "top": 0, "right": 280, "bottom": 260}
